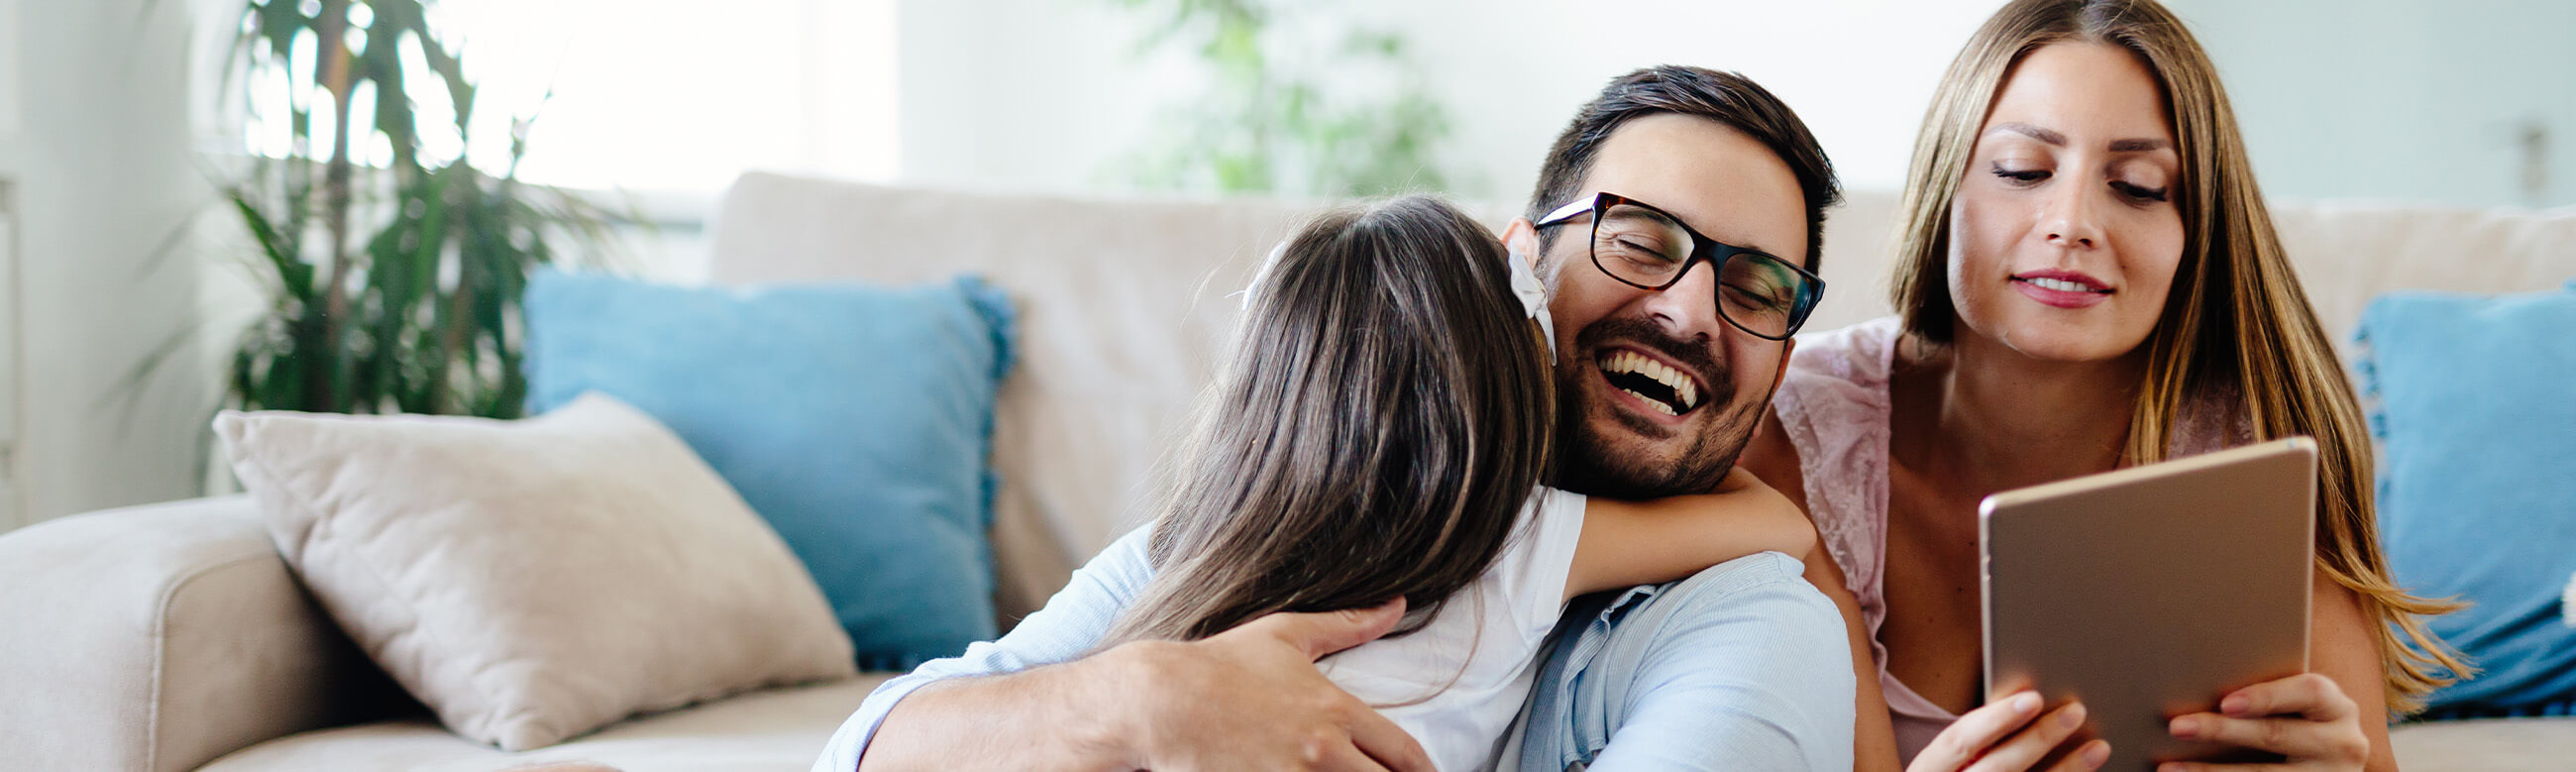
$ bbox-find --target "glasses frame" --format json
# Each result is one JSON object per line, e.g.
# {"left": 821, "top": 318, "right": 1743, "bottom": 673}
{"left": 1534, "top": 191, "right": 1825, "bottom": 341}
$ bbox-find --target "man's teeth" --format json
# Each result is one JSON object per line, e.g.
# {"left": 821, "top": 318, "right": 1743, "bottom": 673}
{"left": 1600, "top": 350, "right": 1698, "bottom": 411}
{"left": 1628, "top": 391, "right": 1678, "bottom": 415}
{"left": 2023, "top": 276, "right": 2100, "bottom": 293}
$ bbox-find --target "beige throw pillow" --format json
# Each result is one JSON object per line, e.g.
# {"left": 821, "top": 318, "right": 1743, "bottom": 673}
{"left": 214, "top": 393, "right": 857, "bottom": 750}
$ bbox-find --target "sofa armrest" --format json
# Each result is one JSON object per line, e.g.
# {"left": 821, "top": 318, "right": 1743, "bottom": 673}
{"left": 0, "top": 496, "right": 400, "bottom": 772}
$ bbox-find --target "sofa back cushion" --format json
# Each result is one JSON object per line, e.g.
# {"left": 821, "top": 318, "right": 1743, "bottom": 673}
{"left": 2358, "top": 281, "right": 2576, "bottom": 717}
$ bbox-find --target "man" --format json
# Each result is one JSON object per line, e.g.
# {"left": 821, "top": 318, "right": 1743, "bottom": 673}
{"left": 816, "top": 65, "right": 1855, "bottom": 771}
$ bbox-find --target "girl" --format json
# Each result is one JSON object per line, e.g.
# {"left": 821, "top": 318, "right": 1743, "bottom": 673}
{"left": 1096, "top": 195, "right": 1818, "bottom": 770}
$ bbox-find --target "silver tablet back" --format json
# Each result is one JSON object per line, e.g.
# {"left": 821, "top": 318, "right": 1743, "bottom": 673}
{"left": 1981, "top": 438, "right": 2315, "bottom": 770}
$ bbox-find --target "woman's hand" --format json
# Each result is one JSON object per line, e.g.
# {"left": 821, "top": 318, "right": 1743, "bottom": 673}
{"left": 1908, "top": 691, "right": 2110, "bottom": 772}
{"left": 2158, "top": 673, "right": 2369, "bottom": 771}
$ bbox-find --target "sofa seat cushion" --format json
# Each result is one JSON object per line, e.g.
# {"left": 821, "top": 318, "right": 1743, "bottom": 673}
{"left": 194, "top": 676, "right": 892, "bottom": 771}
{"left": 2390, "top": 717, "right": 2576, "bottom": 771}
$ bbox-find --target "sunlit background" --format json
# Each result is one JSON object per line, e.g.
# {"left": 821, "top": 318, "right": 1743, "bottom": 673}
{"left": 0, "top": 0, "right": 2567, "bottom": 529}
{"left": 381, "top": 0, "right": 2576, "bottom": 205}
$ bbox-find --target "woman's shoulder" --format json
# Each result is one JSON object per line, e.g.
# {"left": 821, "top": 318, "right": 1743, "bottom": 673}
{"left": 1759, "top": 318, "right": 1902, "bottom": 597}
{"left": 1784, "top": 315, "right": 1907, "bottom": 387}
{"left": 1772, "top": 316, "right": 1904, "bottom": 449}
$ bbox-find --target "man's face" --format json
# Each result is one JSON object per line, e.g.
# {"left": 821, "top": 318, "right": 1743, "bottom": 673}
{"left": 1512, "top": 114, "right": 1808, "bottom": 499}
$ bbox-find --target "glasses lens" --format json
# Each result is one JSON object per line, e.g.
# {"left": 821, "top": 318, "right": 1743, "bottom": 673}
{"left": 1591, "top": 204, "right": 1692, "bottom": 286}
{"left": 1717, "top": 254, "right": 1808, "bottom": 338}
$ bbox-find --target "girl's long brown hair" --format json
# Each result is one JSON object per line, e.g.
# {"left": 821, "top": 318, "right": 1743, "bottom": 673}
{"left": 1888, "top": 0, "right": 2468, "bottom": 713}
{"left": 1097, "top": 196, "right": 1557, "bottom": 648}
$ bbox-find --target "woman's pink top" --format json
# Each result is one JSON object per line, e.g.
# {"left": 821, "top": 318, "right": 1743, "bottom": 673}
{"left": 1771, "top": 316, "right": 2245, "bottom": 764}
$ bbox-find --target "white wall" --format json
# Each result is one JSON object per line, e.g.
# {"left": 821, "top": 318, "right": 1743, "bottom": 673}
{"left": 1363, "top": 0, "right": 2004, "bottom": 203}
{"left": 0, "top": 0, "right": 213, "bottom": 527}
{"left": 2166, "top": 0, "right": 2575, "bottom": 208}
{"left": 896, "top": 0, "right": 2574, "bottom": 210}
{"left": 892, "top": 0, "right": 1182, "bottom": 195}
{"left": 893, "top": 0, "right": 2007, "bottom": 203}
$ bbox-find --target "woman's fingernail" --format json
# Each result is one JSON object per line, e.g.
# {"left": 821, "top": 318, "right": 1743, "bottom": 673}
{"left": 2082, "top": 741, "right": 2110, "bottom": 768}
{"left": 2221, "top": 695, "right": 2251, "bottom": 716}
{"left": 2059, "top": 703, "right": 2087, "bottom": 728}
{"left": 2169, "top": 716, "right": 2200, "bottom": 739}
{"left": 2013, "top": 693, "right": 2042, "bottom": 713}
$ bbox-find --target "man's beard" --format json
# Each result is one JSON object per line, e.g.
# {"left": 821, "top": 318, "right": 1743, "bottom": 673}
{"left": 1551, "top": 316, "right": 1766, "bottom": 499}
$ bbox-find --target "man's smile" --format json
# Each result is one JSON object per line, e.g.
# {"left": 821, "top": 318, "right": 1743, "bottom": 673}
{"left": 1594, "top": 346, "right": 1706, "bottom": 418}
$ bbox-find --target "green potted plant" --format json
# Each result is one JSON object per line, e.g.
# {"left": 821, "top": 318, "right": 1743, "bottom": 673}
{"left": 206, "top": 0, "right": 615, "bottom": 418}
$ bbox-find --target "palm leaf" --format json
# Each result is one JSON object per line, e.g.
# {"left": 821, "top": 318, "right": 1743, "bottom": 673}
{"left": 187, "top": 0, "right": 622, "bottom": 422}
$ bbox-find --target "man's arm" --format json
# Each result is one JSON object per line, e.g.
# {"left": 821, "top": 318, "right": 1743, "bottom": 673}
{"left": 814, "top": 528, "right": 1435, "bottom": 772}
{"left": 1551, "top": 552, "right": 1858, "bottom": 771}
{"left": 813, "top": 528, "right": 1156, "bottom": 772}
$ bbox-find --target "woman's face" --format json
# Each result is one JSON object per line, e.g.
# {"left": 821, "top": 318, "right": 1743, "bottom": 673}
{"left": 1947, "top": 42, "right": 2187, "bottom": 363}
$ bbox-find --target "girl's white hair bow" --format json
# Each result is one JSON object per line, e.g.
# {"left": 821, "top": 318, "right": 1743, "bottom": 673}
{"left": 1508, "top": 246, "right": 1557, "bottom": 365}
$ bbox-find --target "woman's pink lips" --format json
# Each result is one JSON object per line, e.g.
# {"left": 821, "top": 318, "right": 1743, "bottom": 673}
{"left": 2013, "top": 269, "right": 2110, "bottom": 289}
{"left": 2011, "top": 276, "right": 2112, "bottom": 308}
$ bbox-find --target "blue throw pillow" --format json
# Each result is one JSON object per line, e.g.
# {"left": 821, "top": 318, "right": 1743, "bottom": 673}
{"left": 2356, "top": 279, "right": 2576, "bottom": 717}
{"left": 523, "top": 270, "right": 1013, "bottom": 670}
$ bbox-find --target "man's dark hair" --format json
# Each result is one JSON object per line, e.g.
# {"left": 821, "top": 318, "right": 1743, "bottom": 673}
{"left": 1527, "top": 65, "right": 1841, "bottom": 271}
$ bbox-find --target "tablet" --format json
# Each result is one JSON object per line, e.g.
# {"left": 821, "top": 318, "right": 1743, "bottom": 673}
{"left": 1981, "top": 437, "right": 2315, "bottom": 770}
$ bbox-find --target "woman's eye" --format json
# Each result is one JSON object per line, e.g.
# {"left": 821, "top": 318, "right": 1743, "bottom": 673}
{"left": 1990, "top": 164, "right": 2050, "bottom": 184}
{"left": 2112, "top": 180, "right": 2170, "bottom": 202}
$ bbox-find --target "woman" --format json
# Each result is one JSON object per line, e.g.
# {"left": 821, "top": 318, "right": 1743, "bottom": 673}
{"left": 1739, "top": 1, "right": 2469, "bottom": 770}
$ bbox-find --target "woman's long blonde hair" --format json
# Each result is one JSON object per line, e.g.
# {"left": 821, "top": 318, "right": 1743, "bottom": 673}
{"left": 1888, "top": 0, "right": 2467, "bottom": 713}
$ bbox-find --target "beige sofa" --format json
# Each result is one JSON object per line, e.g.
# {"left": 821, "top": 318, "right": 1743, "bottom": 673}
{"left": 2, "top": 171, "right": 2569, "bottom": 771}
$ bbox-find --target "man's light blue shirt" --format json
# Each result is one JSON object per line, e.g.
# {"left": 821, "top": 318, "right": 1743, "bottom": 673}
{"left": 813, "top": 527, "right": 1854, "bottom": 771}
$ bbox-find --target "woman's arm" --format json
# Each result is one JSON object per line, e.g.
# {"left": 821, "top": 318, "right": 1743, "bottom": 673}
{"left": 1800, "top": 541, "right": 1908, "bottom": 772}
{"left": 1564, "top": 466, "right": 1819, "bottom": 600}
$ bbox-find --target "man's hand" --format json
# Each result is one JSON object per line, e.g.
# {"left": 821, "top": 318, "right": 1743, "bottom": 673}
{"left": 860, "top": 599, "right": 1432, "bottom": 772}
{"left": 1104, "top": 599, "right": 1435, "bottom": 772}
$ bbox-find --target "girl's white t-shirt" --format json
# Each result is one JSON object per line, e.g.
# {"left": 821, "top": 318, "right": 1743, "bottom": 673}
{"left": 1315, "top": 486, "right": 1586, "bottom": 772}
